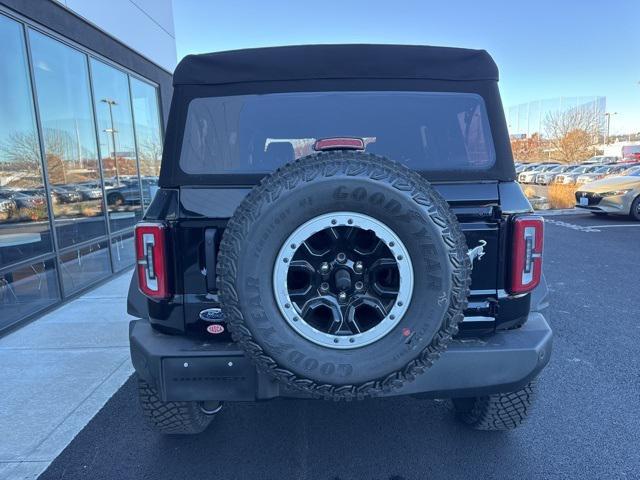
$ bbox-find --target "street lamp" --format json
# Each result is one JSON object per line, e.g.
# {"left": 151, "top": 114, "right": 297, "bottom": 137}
{"left": 604, "top": 112, "right": 618, "bottom": 145}
{"left": 101, "top": 98, "right": 120, "bottom": 185}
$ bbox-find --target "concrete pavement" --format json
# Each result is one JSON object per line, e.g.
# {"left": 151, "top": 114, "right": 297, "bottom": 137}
{"left": 0, "top": 271, "right": 134, "bottom": 480}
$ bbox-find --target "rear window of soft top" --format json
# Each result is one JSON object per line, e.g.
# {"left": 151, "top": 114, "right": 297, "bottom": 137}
{"left": 179, "top": 91, "right": 496, "bottom": 174}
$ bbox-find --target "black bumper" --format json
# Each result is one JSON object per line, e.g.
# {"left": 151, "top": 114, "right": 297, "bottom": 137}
{"left": 130, "top": 313, "right": 552, "bottom": 401}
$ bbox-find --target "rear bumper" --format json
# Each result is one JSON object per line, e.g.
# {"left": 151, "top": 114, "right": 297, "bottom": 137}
{"left": 129, "top": 313, "right": 552, "bottom": 402}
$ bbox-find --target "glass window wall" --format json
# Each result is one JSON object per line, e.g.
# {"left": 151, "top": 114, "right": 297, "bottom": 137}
{"left": 90, "top": 58, "right": 142, "bottom": 233}
{"left": 130, "top": 78, "right": 163, "bottom": 207}
{"left": 29, "top": 29, "right": 107, "bottom": 250}
{"left": 0, "top": 15, "right": 54, "bottom": 270}
{"left": 0, "top": 11, "right": 164, "bottom": 332}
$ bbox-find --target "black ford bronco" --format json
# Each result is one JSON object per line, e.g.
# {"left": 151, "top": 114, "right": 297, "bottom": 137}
{"left": 127, "top": 44, "right": 552, "bottom": 434}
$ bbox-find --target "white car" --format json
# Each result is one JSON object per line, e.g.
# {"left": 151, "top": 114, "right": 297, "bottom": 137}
{"left": 518, "top": 164, "right": 560, "bottom": 184}
{"left": 534, "top": 165, "right": 579, "bottom": 185}
{"left": 554, "top": 165, "right": 600, "bottom": 185}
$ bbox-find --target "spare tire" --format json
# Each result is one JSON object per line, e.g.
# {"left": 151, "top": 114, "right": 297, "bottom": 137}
{"left": 218, "top": 151, "right": 471, "bottom": 400}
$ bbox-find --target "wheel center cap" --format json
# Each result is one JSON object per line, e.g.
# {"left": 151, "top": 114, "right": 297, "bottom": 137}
{"left": 334, "top": 268, "right": 352, "bottom": 291}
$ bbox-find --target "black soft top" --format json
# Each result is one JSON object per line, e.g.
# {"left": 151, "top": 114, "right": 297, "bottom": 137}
{"left": 173, "top": 44, "right": 499, "bottom": 86}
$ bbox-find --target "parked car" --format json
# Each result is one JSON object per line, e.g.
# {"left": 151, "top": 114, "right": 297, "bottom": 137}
{"left": 518, "top": 164, "right": 560, "bottom": 183}
{"left": 575, "top": 169, "right": 640, "bottom": 220}
{"left": 534, "top": 165, "right": 579, "bottom": 185}
{"left": 582, "top": 155, "right": 619, "bottom": 165}
{"left": 603, "top": 164, "right": 637, "bottom": 178}
{"left": 0, "top": 192, "right": 18, "bottom": 220}
{"left": 553, "top": 165, "right": 600, "bottom": 185}
{"left": 5, "top": 189, "right": 46, "bottom": 208}
{"left": 105, "top": 178, "right": 157, "bottom": 206}
{"left": 619, "top": 165, "right": 640, "bottom": 176}
{"left": 515, "top": 163, "right": 538, "bottom": 173}
{"left": 127, "top": 45, "right": 551, "bottom": 435}
{"left": 76, "top": 182, "right": 103, "bottom": 200}
{"left": 51, "top": 185, "right": 82, "bottom": 203}
{"left": 575, "top": 165, "right": 628, "bottom": 185}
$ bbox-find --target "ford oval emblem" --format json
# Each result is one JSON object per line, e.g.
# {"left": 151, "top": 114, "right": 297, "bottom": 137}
{"left": 199, "top": 308, "right": 224, "bottom": 322}
{"left": 206, "top": 324, "right": 225, "bottom": 335}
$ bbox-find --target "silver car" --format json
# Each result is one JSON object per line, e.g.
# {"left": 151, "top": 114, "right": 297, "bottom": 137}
{"left": 575, "top": 170, "right": 640, "bottom": 220}
{"left": 534, "top": 165, "right": 579, "bottom": 185}
{"left": 518, "top": 164, "right": 560, "bottom": 184}
{"left": 554, "top": 165, "right": 600, "bottom": 185}
{"left": 574, "top": 165, "right": 626, "bottom": 185}
{"left": 515, "top": 163, "right": 540, "bottom": 174}
{"left": 582, "top": 155, "right": 620, "bottom": 165}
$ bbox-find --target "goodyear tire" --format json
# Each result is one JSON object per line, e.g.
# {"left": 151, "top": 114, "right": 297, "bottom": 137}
{"left": 218, "top": 151, "right": 471, "bottom": 400}
{"left": 452, "top": 382, "right": 536, "bottom": 430}
{"left": 138, "top": 378, "right": 219, "bottom": 435}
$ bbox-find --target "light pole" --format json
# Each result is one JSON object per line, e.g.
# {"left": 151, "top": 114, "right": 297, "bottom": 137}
{"left": 604, "top": 112, "right": 617, "bottom": 145}
{"left": 101, "top": 98, "right": 120, "bottom": 185}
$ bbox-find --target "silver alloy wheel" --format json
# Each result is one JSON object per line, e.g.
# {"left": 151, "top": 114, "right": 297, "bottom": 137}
{"left": 273, "top": 212, "right": 414, "bottom": 349}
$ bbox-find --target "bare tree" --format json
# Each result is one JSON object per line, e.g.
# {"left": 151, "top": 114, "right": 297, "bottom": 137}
{"left": 0, "top": 129, "right": 94, "bottom": 186}
{"left": 510, "top": 133, "right": 545, "bottom": 162}
{"left": 137, "top": 136, "right": 162, "bottom": 177}
{"left": 0, "top": 132, "right": 41, "bottom": 171}
{"left": 544, "top": 106, "right": 601, "bottom": 163}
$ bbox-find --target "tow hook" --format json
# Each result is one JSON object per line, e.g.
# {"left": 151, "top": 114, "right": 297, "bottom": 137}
{"left": 467, "top": 240, "right": 487, "bottom": 267}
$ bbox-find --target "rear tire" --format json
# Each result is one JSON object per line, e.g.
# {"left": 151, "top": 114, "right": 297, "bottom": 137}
{"left": 452, "top": 382, "right": 535, "bottom": 431}
{"left": 137, "top": 378, "right": 218, "bottom": 435}
{"left": 108, "top": 192, "right": 125, "bottom": 207}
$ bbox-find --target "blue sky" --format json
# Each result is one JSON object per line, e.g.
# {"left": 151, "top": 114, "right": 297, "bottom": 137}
{"left": 174, "top": 0, "right": 640, "bottom": 134}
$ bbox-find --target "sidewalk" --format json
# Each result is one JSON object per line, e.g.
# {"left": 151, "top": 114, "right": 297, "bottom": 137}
{"left": 0, "top": 271, "right": 135, "bottom": 480}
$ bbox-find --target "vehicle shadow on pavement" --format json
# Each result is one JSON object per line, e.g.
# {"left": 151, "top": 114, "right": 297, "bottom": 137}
{"left": 39, "top": 375, "right": 534, "bottom": 480}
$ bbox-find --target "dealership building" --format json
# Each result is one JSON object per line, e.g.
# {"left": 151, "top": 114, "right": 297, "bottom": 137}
{"left": 0, "top": 0, "right": 176, "bottom": 332}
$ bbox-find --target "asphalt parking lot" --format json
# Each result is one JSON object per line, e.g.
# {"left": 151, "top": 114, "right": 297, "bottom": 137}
{"left": 38, "top": 212, "right": 640, "bottom": 480}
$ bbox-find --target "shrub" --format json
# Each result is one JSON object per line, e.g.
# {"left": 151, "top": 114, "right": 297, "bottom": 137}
{"left": 548, "top": 183, "right": 576, "bottom": 209}
{"left": 522, "top": 186, "right": 537, "bottom": 199}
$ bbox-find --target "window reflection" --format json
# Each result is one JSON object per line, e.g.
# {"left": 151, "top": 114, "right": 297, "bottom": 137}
{"left": 0, "top": 15, "right": 53, "bottom": 269}
{"left": 0, "top": 258, "right": 59, "bottom": 330}
{"left": 91, "top": 59, "right": 142, "bottom": 232}
{"left": 29, "top": 29, "right": 106, "bottom": 249}
{"left": 59, "top": 240, "right": 110, "bottom": 295}
{"left": 130, "top": 78, "right": 162, "bottom": 207}
{"left": 110, "top": 230, "right": 135, "bottom": 272}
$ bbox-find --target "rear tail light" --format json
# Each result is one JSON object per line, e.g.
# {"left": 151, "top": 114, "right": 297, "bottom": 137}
{"left": 135, "top": 222, "right": 170, "bottom": 299}
{"left": 508, "top": 215, "right": 544, "bottom": 295}
{"left": 313, "top": 137, "right": 365, "bottom": 151}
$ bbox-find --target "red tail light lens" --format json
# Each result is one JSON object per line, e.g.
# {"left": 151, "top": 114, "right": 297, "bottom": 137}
{"left": 509, "top": 215, "right": 544, "bottom": 295}
{"left": 313, "top": 137, "right": 365, "bottom": 151}
{"left": 135, "top": 222, "right": 170, "bottom": 299}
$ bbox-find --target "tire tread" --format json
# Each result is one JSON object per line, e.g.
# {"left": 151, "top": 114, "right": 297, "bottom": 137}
{"left": 454, "top": 382, "right": 535, "bottom": 431}
{"left": 137, "top": 378, "right": 213, "bottom": 435}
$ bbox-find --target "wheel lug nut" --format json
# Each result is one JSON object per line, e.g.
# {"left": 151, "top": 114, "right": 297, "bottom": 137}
{"left": 336, "top": 252, "right": 347, "bottom": 264}
{"left": 320, "top": 282, "right": 329, "bottom": 292}
{"left": 354, "top": 261, "right": 363, "bottom": 273}
{"left": 338, "top": 291, "right": 347, "bottom": 303}
{"left": 320, "top": 262, "right": 330, "bottom": 274}
{"left": 355, "top": 281, "right": 364, "bottom": 291}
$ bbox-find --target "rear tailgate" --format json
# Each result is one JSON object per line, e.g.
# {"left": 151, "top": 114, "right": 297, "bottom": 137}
{"left": 177, "top": 182, "right": 503, "bottom": 336}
